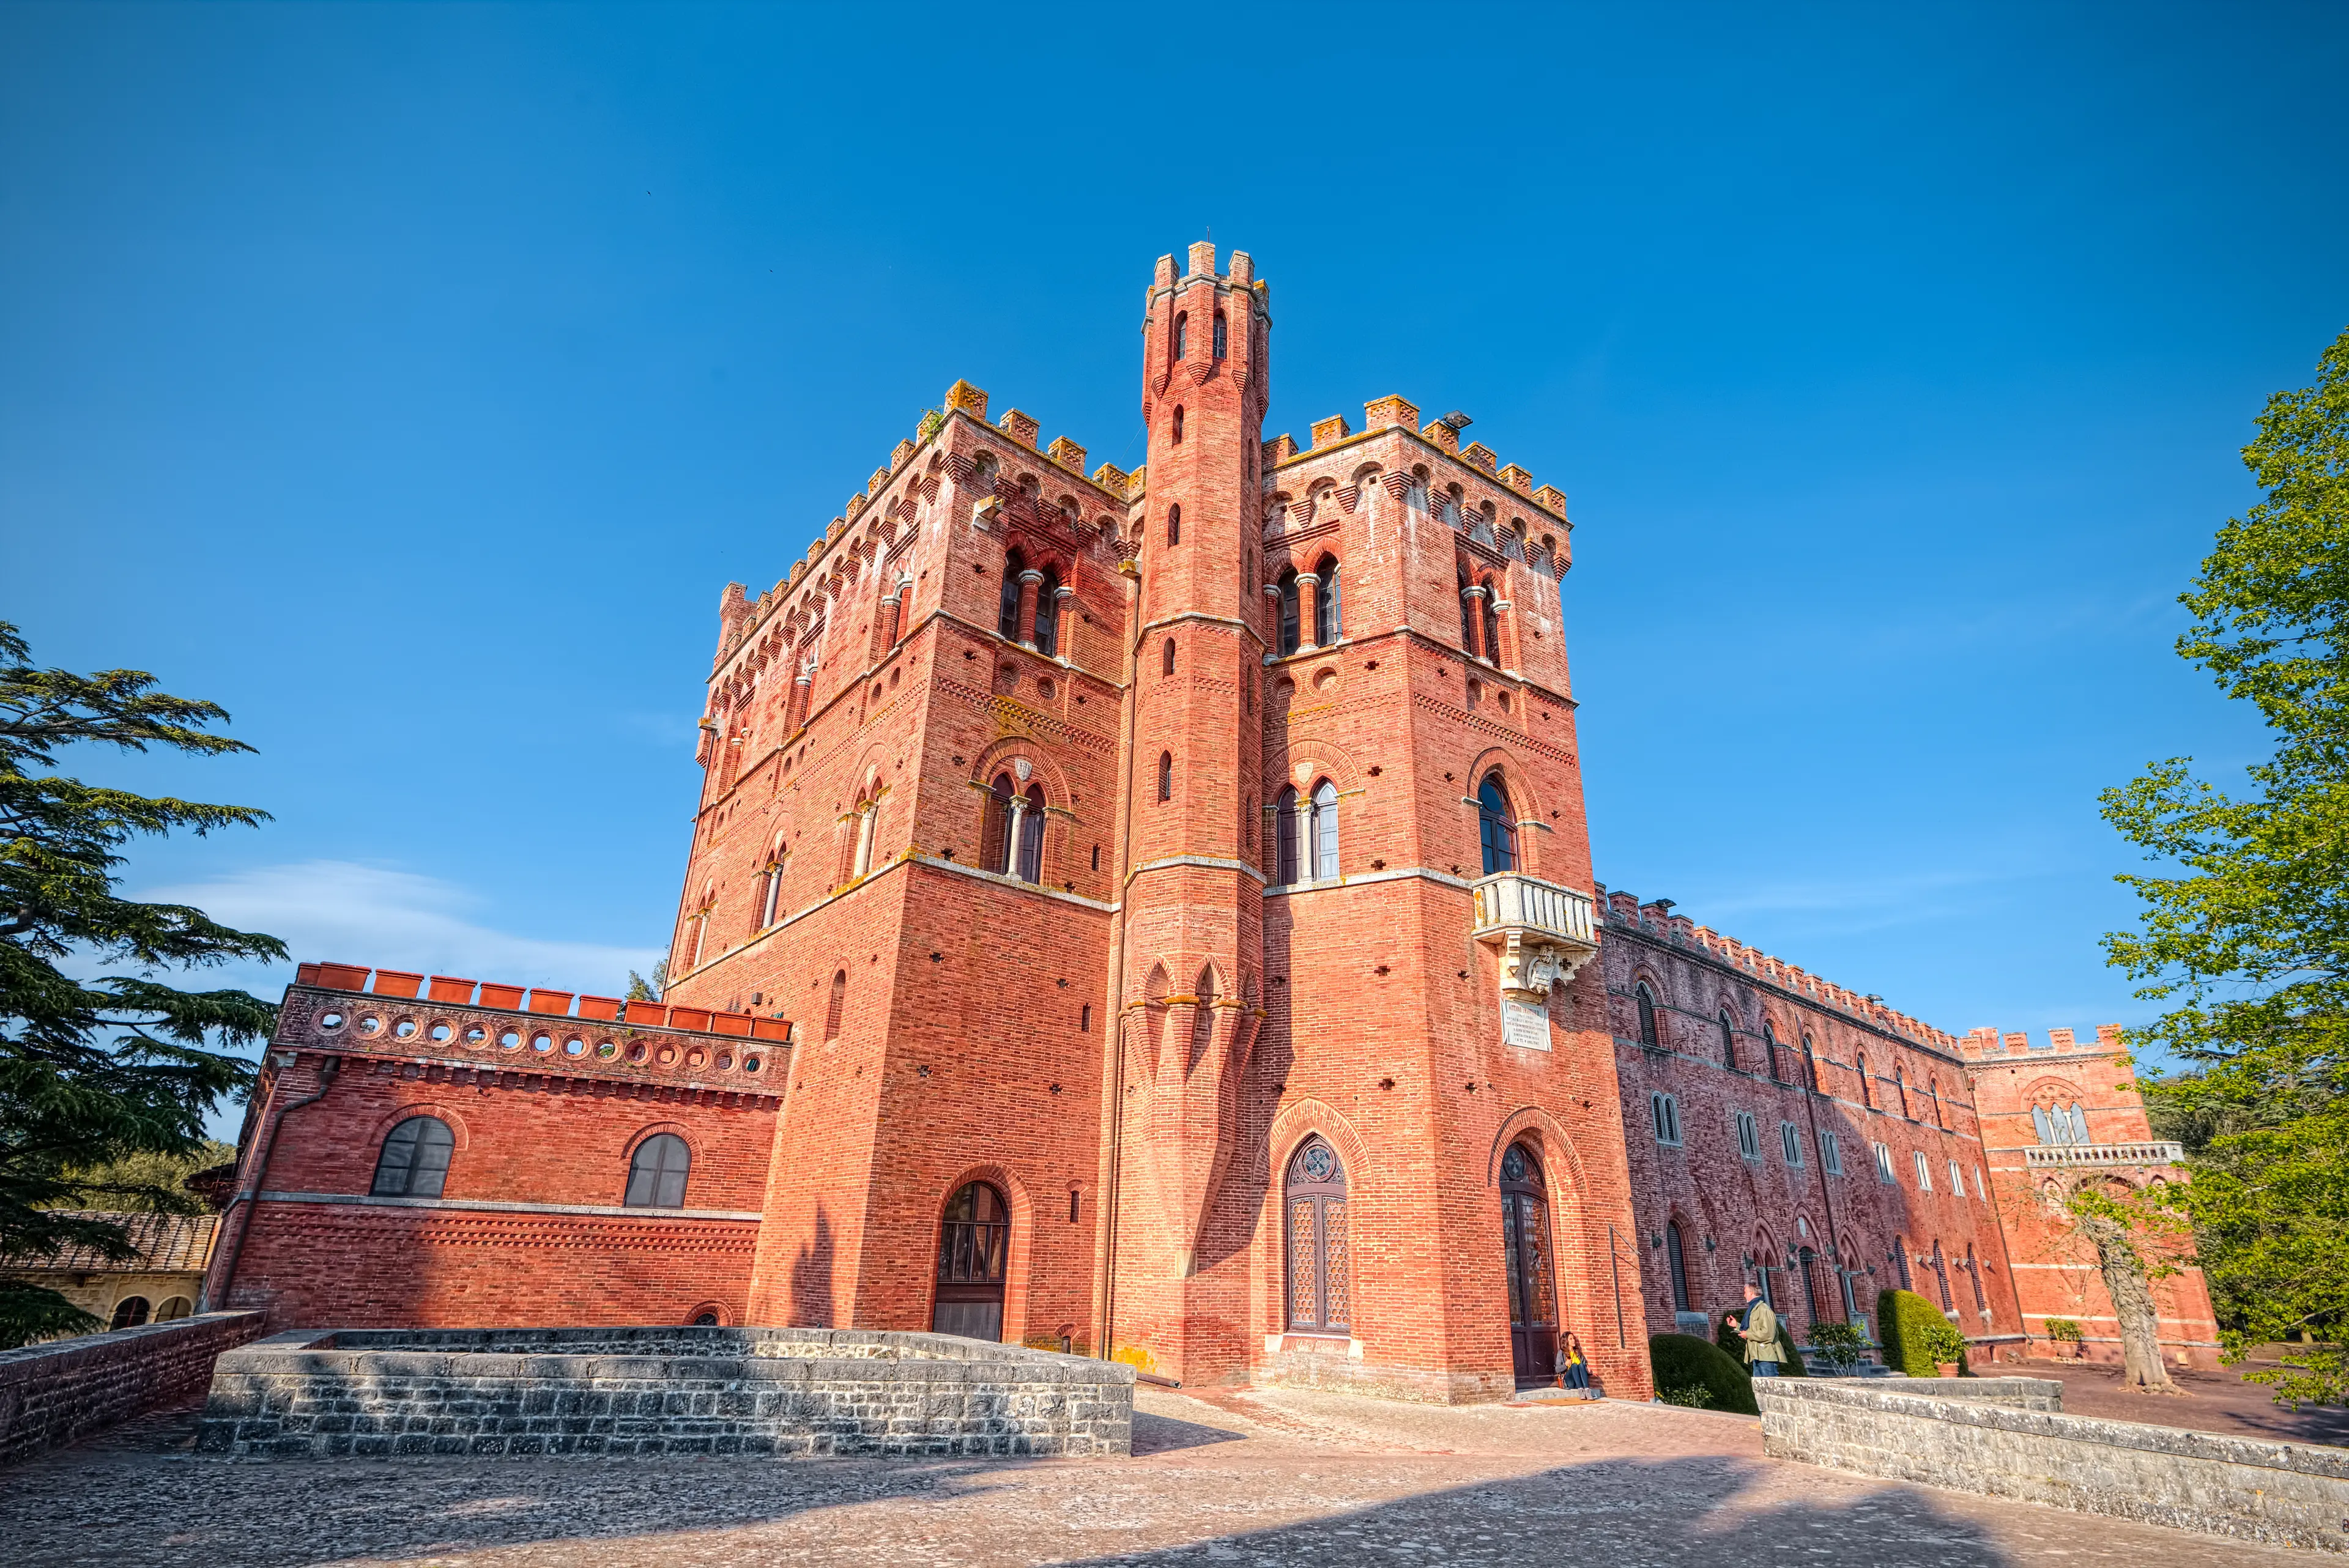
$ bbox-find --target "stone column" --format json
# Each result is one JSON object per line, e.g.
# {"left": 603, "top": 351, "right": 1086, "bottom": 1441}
{"left": 1017, "top": 569, "right": 1044, "bottom": 649}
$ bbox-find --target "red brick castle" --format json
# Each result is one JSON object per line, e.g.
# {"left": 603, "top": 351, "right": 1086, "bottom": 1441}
{"left": 202, "top": 245, "right": 2217, "bottom": 1396}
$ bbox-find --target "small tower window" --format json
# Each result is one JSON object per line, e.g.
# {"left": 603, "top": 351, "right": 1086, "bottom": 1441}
{"left": 1173, "top": 312, "right": 1187, "bottom": 360}
{"left": 1171, "top": 407, "right": 1184, "bottom": 445}
{"left": 1719, "top": 1011, "right": 1738, "bottom": 1070}
{"left": 1213, "top": 312, "right": 1228, "bottom": 359}
{"left": 1310, "top": 778, "right": 1339, "bottom": 879}
{"left": 1476, "top": 772, "right": 1517, "bottom": 875}
{"left": 1167, "top": 504, "right": 1181, "bottom": 545}
{"left": 1157, "top": 751, "right": 1173, "bottom": 802}
{"left": 1163, "top": 637, "right": 1177, "bottom": 676}
{"left": 1635, "top": 982, "right": 1659, "bottom": 1048}
{"left": 825, "top": 969, "right": 847, "bottom": 1040}
{"left": 1314, "top": 556, "right": 1341, "bottom": 645}
{"left": 997, "top": 549, "right": 1024, "bottom": 641}
{"left": 1277, "top": 569, "right": 1301, "bottom": 657}
{"left": 1032, "top": 566, "right": 1059, "bottom": 657}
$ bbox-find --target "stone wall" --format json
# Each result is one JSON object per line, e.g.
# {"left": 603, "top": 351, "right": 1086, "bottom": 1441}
{"left": 198, "top": 1325, "right": 1134, "bottom": 1459}
{"left": 1758, "top": 1377, "right": 2349, "bottom": 1552}
{"left": 0, "top": 1310, "right": 266, "bottom": 1466}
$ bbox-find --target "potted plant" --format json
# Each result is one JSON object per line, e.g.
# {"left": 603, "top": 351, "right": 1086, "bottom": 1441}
{"left": 1921, "top": 1318, "right": 1969, "bottom": 1377}
{"left": 2046, "top": 1318, "right": 2084, "bottom": 1359}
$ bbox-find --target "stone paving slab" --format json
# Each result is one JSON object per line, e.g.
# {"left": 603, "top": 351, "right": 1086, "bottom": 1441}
{"left": 0, "top": 1384, "right": 2323, "bottom": 1566}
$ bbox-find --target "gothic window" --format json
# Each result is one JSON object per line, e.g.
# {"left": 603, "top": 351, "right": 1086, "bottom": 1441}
{"left": 1274, "top": 785, "right": 1301, "bottom": 885}
{"left": 1895, "top": 1066, "right": 1911, "bottom": 1119}
{"left": 1458, "top": 568, "right": 1476, "bottom": 651}
{"left": 1857, "top": 1053, "right": 1873, "bottom": 1107}
{"left": 1927, "top": 1078, "right": 1945, "bottom": 1128}
{"left": 1913, "top": 1150, "right": 1933, "bottom": 1191}
{"left": 1719, "top": 1011, "right": 1738, "bottom": 1069}
{"left": 1212, "top": 311, "right": 1228, "bottom": 359}
{"left": 996, "top": 549, "right": 1024, "bottom": 640}
{"left": 1171, "top": 407, "right": 1184, "bottom": 445}
{"left": 2032, "top": 1101, "right": 2091, "bottom": 1145}
{"left": 1666, "top": 1220, "right": 1693, "bottom": 1312}
{"left": 1635, "top": 982, "right": 1660, "bottom": 1048}
{"left": 1874, "top": 1141, "right": 1896, "bottom": 1183}
{"left": 1015, "top": 782, "right": 1045, "bottom": 883}
{"left": 1477, "top": 772, "right": 1517, "bottom": 875}
{"left": 110, "top": 1296, "right": 150, "bottom": 1329}
{"left": 625, "top": 1133, "right": 691, "bottom": 1209}
{"left": 1310, "top": 778, "right": 1339, "bottom": 879}
{"left": 1167, "top": 503, "right": 1181, "bottom": 545}
{"left": 1479, "top": 575, "right": 1501, "bottom": 662}
{"left": 1651, "top": 1091, "right": 1682, "bottom": 1145}
{"left": 1173, "top": 311, "right": 1187, "bottom": 360}
{"left": 371, "top": 1115, "right": 454, "bottom": 1199}
{"left": 1191, "top": 967, "right": 1219, "bottom": 1063}
{"left": 1820, "top": 1130, "right": 1844, "bottom": 1174}
{"left": 1802, "top": 1034, "right": 1817, "bottom": 1090}
{"left": 1033, "top": 566, "right": 1059, "bottom": 657}
{"left": 981, "top": 772, "right": 1015, "bottom": 873}
{"left": 1163, "top": 637, "right": 1176, "bottom": 676}
{"left": 1284, "top": 1137, "right": 1351, "bottom": 1333}
{"left": 1967, "top": 1244, "right": 1989, "bottom": 1315}
{"left": 933, "top": 1182, "right": 1010, "bottom": 1341}
{"left": 1157, "top": 751, "right": 1173, "bottom": 802}
{"left": 825, "top": 969, "right": 847, "bottom": 1041}
{"left": 973, "top": 453, "right": 998, "bottom": 494}
{"left": 1276, "top": 569, "right": 1301, "bottom": 656}
{"left": 1764, "top": 1023, "right": 1783, "bottom": 1082}
{"left": 760, "top": 839, "right": 787, "bottom": 928}
{"left": 1313, "top": 554, "right": 1340, "bottom": 645}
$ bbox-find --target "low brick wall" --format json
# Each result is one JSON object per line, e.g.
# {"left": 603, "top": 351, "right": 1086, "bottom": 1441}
{"left": 198, "top": 1325, "right": 1134, "bottom": 1459}
{"left": 0, "top": 1311, "right": 267, "bottom": 1466}
{"left": 1759, "top": 1377, "right": 2349, "bottom": 1552}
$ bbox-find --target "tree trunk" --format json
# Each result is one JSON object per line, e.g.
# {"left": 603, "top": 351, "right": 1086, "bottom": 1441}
{"left": 2080, "top": 1210, "right": 2176, "bottom": 1391}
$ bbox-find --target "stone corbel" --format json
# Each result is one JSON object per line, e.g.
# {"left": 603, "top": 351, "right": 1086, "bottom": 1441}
{"left": 1497, "top": 930, "right": 1594, "bottom": 1007}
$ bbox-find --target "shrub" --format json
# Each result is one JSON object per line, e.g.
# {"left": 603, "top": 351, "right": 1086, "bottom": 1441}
{"left": 1657, "top": 1383, "right": 1714, "bottom": 1408}
{"left": 2046, "top": 1317, "right": 2084, "bottom": 1344}
{"left": 1714, "top": 1303, "right": 1808, "bottom": 1375}
{"left": 1879, "top": 1289, "right": 1969, "bottom": 1377}
{"left": 1808, "top": 1320, "right": 1868, "bottom": 1373}
{"left": 1650, "top": 1333, "right": 1757, "bottom": 1416}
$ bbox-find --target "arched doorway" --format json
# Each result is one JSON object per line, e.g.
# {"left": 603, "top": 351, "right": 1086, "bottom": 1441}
{"left": 1498, "top": 1142, "right": 1559, "bottom": 1385}
{"left": 932, "top": 1181, "right": 1009, "bottom": 1341}
{"left": 1283, "top": 1137, "right": 1351, "bottom": 1334}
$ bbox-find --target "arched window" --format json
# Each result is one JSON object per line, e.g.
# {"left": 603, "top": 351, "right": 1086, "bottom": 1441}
{"left": 1283, "top": 1137, "right": 1351, "bottom": 1333}
{"left": 1274, "top": 785, "right": 1301, "bottom": 884}
{"left": 1190, "top": 967, "right": 1219, "bottom": 1063}
{"left": 1173, "top": 311, "right": 1187, "bottom": 360}
{"left": 109, "top": 1296, "right": 150, "bottom": 1330}
{"left": 933, "top": 1182, "right": 1010, "bottom": 1341}
{"left": 1015, "top": 782, "right": 1045, "bottom": 883}
{"left": 1032, "top": 566, "right": 1059, "bottom": 657}
{"left": 1167, "top": 503, "right": 1181, "bottom": 545}
{"left": 981, "top": 772, "right": 1015, "bottom": 874}
{"left": 1310, "top": 778, "right": 1339, "bottom": 879}
{"left": 1967, "top": 1243, "right": 1988, "bottom": 1316}
{"left": 1857, "top": 1054, "right": 1873, "bottom": 1107}
{"left": 1764, "top": 1023, "right": 1783, "bottom": 1082}
{"left": 1163, "top": 637, "right": 1176, "bottom": 676}
{"left": 1498, "top": 1142, "right": 1558, "bottom": 1383}
{"left": 1313, "top": 555, "right": 1341, "bottom": 645}
{"left": 625, "top": 1133, "right": 691, "bottom": 1208}
{"left": 1666, "top": 1220, "right": 1693, "bottom": 1313}
{"left": 1458, "top": 568, "right": 1477, "bottom": 650}
{"left": 825, "top": 969, "right": 847, "bottom": 1040}
{"left": 371, "top": 1115, "right": 454, "bottom": 1198}
{"left": 1927, "top": 1077, "right": 1944, "bottom": 1128}
{"left": 1635, "top": 982, "right": 1660, "bottom": 1048}
{"left": 760, "top": 840, "right": 787, "bottom": 928}
{"left": 1802, "top": 1035, "right": 1817, "bottom": 1092}
{"left": 1157, "top": 751, "right": 1173, "bottom": 802}
{"left": 1276, "top": 569, "right": 1301, "bottom": 656}
{"left": 1719, "top": 1011, "right": 1739, "bottom": 1069}
{"left": 1476, "top": 772, "right": 1517, "bottom": 875}
{"left": 1480, "top": 575, "right": 1501, "bottom": 662}
{"left": 1212, "top": 311, "right": 1228, "bottom": 359}
{"left": 1895, "top": 1065, "right": 1910, "bottom": 1119}
{"left": 996, "top": 549, "right": 1024, "bottom": 640}
{"left": 154, "top": 1295, "right": 192, "bottom": 1322}
{"left": 1171, "top": 407, "right": 1184, "bottom": 445}
{"left": 2033, "top": 1102, "right": 2091, "bottom": 1145}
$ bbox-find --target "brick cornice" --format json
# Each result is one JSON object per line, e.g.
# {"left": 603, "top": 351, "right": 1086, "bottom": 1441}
{"left": 254, "top": 1191, "right": 765, "bottom": 1222}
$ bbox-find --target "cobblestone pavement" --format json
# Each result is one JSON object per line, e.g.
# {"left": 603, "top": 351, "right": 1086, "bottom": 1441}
{"left": 0, "top": 1386, "right": 2320, "bottom": 1566}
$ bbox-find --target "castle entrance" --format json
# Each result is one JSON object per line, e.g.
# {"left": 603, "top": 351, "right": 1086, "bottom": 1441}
{"left": 932, "top": 1181, "right": 1009, "bottom": 1341}
{"left": 1499, "top": 1142, "right": 1559, "bottom": 1385}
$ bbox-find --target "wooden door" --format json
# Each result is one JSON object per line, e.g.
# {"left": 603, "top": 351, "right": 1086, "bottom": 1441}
{"left": 1499, "top": 1143, "right": 1558, "bottom": 1384}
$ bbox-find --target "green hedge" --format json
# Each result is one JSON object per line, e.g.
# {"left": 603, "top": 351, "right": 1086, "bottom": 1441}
{"left": 1713, "top": 1304, "right": 1808, "bottom": 1375}
{"left": 1877, "top": 1288, "right": 1968, "bottom": 1377}
{"left": 1649, "top": 1333, "right": 1757, "bottom": 1415}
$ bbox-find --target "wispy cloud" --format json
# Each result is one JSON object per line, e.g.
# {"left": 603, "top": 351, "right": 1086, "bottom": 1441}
{"left": 138, "top": 860, "right": 664, "bottom": 1002}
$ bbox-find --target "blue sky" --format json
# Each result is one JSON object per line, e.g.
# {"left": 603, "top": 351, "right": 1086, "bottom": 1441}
{"left": 5, "top": 3, "right": 2343, "bottom": 1078}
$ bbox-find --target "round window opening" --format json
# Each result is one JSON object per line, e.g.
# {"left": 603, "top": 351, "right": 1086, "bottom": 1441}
{"left": 358, "top": 1015, "right": 382, "bottom": 1035}
{"left": 498, "top": 1029, "right": 521, "bottom": 1049}
{"left": 596, "top": 1040, "right": 618, "bottom": 1059}
{"left": 563, "top": 1037, "right": 586, "bottom": 1056}
{"left": 530, "top": 1033, "right": 552, "bottom": 1052}
{"left": 742, "top": 1054, "right": 762, "bottom": 1073}
{"left": 657, "top": 1045, "right": 678, "bottom": 1066}
{"left": 464, "top": 1026, "right": 486, "bottom": 1046}
{"left": 319, "top": 1011, "right": 346, "bottom": 1030}
{"left": 392, "top": 1018, "right": 418, "bottom": 1040}
{"left": 1301, "top": 1144, "right": 1337, "bottom": 1182}
{"left": 428, "top": 1023, "right": 453, "bottom": 1043}
{"left": 628, "top": 1043, "right": 648, "bottom": 1063}
{"left": 715, "top": 1052, "right": 734, "bottom": 1071}
{"left": 686, "top": 1049, "right": 706, "bottom": 1070}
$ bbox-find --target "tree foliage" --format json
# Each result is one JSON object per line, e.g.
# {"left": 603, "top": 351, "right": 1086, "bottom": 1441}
{"left": 0, "top": 622, "right": 281, "bottom": 1347}
{"left": 2101, "top": 325, "right": 2349, "bottom": 1405}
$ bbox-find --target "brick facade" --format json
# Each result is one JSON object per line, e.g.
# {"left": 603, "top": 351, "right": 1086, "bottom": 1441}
{"left": 204, "top": 245, "right": 2211, "bottom": 1400}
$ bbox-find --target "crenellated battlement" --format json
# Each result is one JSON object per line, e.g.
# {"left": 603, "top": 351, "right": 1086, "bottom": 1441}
{"left": 1594, "top": 882, "right": 1964, "bottom": 1051}
{"left": 1958, "top": 1023, "right": 2125, "bottom": 1060}
{"left": 1266, "top": 393, "right": 1570, "bottom": 527}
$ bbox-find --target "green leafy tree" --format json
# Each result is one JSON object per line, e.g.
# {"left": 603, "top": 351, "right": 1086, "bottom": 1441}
{"left": 0, "top": 622, "right": 282, "bottom": 1346}
{"left": 625, "top": 960, "right": 668, "bottom": 1002}
{"left": 2102, "top": 325, "right": 2349, "bottom": 1405}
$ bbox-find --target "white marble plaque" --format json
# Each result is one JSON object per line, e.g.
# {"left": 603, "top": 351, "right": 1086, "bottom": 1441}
{"left": 1502, "top": 999, "right": 1552, "bottom": 1051}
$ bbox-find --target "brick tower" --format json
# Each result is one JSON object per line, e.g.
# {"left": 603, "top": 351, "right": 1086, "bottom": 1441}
{"left": 1103, "top": 243, "right": 1273, "bottom": 1383}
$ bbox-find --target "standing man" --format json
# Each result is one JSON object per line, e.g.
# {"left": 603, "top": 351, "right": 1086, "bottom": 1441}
{"left": 1728, "top": 1289, "right": 1783, "bottom": 1377}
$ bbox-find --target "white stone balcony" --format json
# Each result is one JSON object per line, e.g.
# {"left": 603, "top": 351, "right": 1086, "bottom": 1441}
{"left": 2023, "top": 1141, "right": 2185, "bottom": 1169}
{"left": 1470, "top": 873, "right": 1601, "bottom": 1049}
